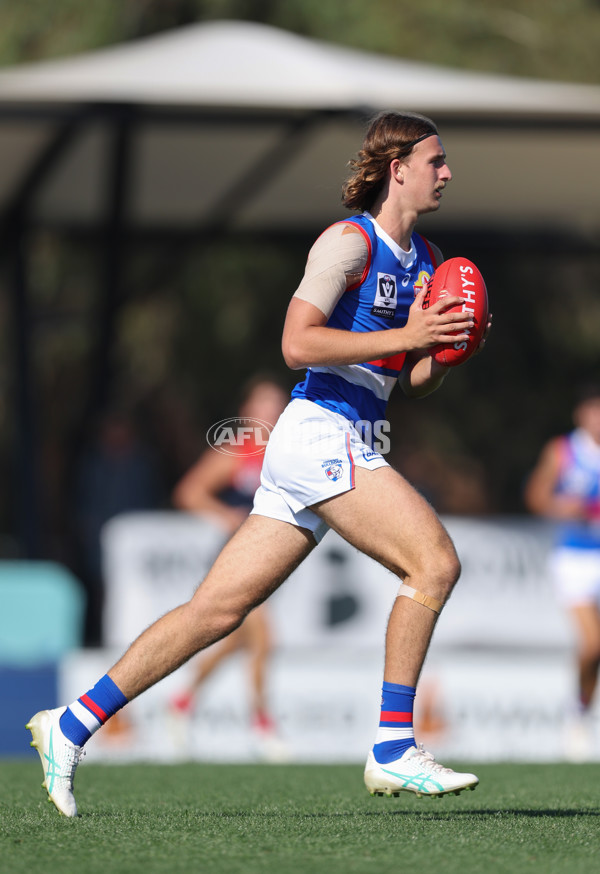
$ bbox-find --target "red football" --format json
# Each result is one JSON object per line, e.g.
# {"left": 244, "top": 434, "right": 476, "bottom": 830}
{"left": 423, "top": 257, "right": 489, "bottom": 367}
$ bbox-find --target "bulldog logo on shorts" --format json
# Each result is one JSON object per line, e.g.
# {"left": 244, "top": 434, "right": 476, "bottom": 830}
{"left": 322, "top": 459, "right": 343, "bottom": 482}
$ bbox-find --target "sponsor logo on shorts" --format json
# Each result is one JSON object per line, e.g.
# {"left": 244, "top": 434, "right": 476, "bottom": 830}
{"left": 206, "top": 417, "right": 272, "bottom": 456}
{"left": 362, "top": 449, "right": 380, "bottom": 461}
{"left": 322, "top": 459, "right": 344, "bottom": 482}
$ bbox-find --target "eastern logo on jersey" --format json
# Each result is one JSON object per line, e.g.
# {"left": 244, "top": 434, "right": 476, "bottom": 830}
{"left": 372, "top": 273, "right": 398, "bottom": 319}
{"left": 413, "top": 269, "right": 432, "bottom": 296}
{"left": 322, "top": 459, "right": 344, "bottom": 482}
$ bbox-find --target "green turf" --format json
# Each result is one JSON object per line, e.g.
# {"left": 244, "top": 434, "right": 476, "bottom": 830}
{"left": 1, "top": 759, "right": 599, "bottom": 874}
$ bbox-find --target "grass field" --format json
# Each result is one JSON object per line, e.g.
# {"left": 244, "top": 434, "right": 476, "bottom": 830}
{"left": 1, "top": 759, "right": 599, "bottom": 874}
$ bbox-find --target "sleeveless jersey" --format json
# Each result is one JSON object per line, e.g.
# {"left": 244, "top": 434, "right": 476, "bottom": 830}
{"left": 291, "top": 212, "right": 437, "bottom": 426}
{"left": 555, "top": 428, "right": 600, "bottom": 549}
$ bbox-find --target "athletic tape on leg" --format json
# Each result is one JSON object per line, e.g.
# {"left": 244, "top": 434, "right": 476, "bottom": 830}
{"left": 397, "top": 583, "right": 443, "bottom": 614}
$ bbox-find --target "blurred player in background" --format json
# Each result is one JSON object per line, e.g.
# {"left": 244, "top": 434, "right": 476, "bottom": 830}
{"left": 170, "top": 375, "right": 289, "bottom": 759}
{"left": 525, "top": 385, "right": 600, "bottom": 760}
{"left": 28, "top": 110, "right": 490, "bottom": 816}
{"left": 73, "top": 408, "right": 165, "bottom": 646}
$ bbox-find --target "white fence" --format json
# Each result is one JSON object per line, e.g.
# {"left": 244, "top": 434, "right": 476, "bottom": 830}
{"left": 58, "top": 512, "right": 597, "bottom": 763}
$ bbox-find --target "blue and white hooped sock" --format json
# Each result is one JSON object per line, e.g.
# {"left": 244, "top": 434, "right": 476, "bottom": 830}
{"left": 59, "top": 674, "right": 128, "bottom": 747}
{"left": 372, "top": 681, "right": 416, "bottom": 764}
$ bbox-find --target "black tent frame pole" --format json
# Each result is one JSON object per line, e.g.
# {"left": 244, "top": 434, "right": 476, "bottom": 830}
{"left": 4, "top": 112, "right": 86, "bottom": 558}
{"left": 89, "top": 105, "right": 133, "bottom": 417}
{"left": 10, "top": 218, "right": 40, "bottom": 558}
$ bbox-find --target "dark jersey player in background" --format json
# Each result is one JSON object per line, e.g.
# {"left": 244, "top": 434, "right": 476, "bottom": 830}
{"left": 170, "top": 376, "right": 289, "bottom": 760}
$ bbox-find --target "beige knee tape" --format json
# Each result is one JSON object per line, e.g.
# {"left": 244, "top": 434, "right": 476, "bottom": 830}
{"left": 397, "top": 583, "right": 443, "bottom": 614}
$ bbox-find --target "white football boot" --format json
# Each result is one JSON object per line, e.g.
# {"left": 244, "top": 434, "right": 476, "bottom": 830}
{"left": 562, "top": 712, "right": 594, "bottom": 763}
{"left": 27, "top": 707, "right": 85, "bottom": 817}
{"left": 364, "top": 744, "right": 479, "bottom": 798}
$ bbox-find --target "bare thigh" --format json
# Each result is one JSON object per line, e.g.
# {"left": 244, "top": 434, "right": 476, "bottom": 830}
{"left": 189, "top": 513, "right": 316, "bottom": 623}
{"left": 311, "top": 466, "right": 459, "bottom": 596}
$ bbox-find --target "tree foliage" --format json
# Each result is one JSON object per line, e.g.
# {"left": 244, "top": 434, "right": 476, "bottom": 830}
{"left": 0, "top": 0, "right": 598, "bottom": 84}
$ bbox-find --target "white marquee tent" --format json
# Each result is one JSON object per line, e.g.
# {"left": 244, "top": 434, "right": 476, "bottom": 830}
{"left": 0, "top": 18, "right": 599, "bottom": 236}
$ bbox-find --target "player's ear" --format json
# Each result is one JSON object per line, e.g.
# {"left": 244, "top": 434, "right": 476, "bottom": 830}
{"left": 390, "top": 159, "right": 404, "bottom": 183}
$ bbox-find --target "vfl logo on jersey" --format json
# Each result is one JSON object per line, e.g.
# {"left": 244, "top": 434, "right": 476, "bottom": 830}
{"left": 322, "top": 459, "right": 343, "bottom": 482}
{"left": 372, "top": 273, "right": 398, "bottom": 319}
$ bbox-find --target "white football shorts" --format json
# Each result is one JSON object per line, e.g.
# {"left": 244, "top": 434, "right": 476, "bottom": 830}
{"left": 551, "top": 545, "right": 600, "bottom": 607}
{"left": 251, "top": 398, "right": 389, "bottom": 542}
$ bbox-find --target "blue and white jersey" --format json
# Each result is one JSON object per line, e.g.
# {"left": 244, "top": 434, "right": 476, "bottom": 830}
{"left": 291, "top": 212, "right": 438, "bottom": 426}
{"left": 556, "top": 428, "right": 600, "bottom": 549}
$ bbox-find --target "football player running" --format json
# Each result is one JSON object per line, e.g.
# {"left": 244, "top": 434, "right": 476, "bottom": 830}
{"left": 28, "top": 111, "right": 490, "bottom": 816}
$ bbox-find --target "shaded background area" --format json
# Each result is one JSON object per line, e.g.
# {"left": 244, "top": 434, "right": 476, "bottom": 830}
{"left": 0, "top": 1, "right": 599, "bottom": 647}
